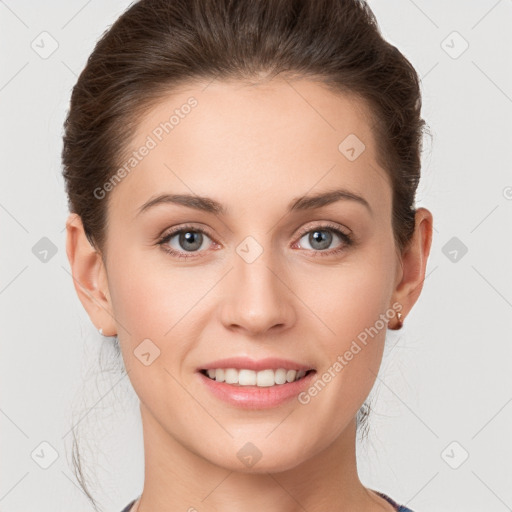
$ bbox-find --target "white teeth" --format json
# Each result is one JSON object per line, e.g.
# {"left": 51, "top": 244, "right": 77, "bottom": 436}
{"left": 286, "top": 369, "right": 297, "bottom": 382}
{"left": 239, "top": 369, "right": 257, "bottom": 386}
{"left": 203, "top": 368, "right": 311, "bottom": 386}
{"left": 256, "top": 369, "right": 275, "bottom": 387}
{"left": 224, "top": 368, "right": 238, "bottom": 384}
{"left": 274, "top": 368, "right": 287, "bottom": 385}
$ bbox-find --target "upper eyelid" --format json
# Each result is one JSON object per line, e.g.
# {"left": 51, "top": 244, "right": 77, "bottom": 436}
{"left": 296, "top": 221, "right": 351, "bottom": 237}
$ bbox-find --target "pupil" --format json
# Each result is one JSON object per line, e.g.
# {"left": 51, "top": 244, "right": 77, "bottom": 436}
{"left": 181, "top": 231, "right": 202, "bottom": 251}
{"left": 310, "top": 230, "right": 331, "bottom": 250}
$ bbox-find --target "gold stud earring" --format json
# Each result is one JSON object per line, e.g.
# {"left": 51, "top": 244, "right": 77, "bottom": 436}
{"left": 393, "top": 312, "right": 404, "bottom": 330}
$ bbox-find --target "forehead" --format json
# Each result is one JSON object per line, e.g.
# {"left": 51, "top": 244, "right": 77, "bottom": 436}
{"left": 106, "top": 77, "right": 391, "bottom": 222}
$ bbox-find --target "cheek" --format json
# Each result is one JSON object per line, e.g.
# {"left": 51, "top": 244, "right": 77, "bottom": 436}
{"left": 302, "top": 246, "right": 395, "bottom": 400}
{"left": 107, "top": 251, "right": 205, "bottom": 339}
{"left": 307, "top": 254, "right": 394, "bottom": 348}
{"left": 106, "top": 260, "right": 190, "bottom": 409}
{"left": 105, "top": 254, "right": 214, "bottom": 387}
{"left": 109, "top": 273, "right": 169, "bottom": 338}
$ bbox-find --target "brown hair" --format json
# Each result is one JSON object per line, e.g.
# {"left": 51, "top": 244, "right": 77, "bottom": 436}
{"left": 62, "top": 0, "right": 428, "bottom": 508}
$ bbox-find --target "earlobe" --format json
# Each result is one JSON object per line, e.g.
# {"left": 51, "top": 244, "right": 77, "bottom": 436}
{"left": 390, "top": 207, "right": 434, "bottom": 325}
{"left": 65, "top": 213, "right": 117, "bottom": 336}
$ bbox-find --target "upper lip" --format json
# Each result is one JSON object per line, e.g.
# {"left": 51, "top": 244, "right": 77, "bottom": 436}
{"left": 198, "top": 357, "right": 315, "bottom": 372}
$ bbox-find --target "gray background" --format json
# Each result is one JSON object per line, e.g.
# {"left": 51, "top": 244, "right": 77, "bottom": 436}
{"left": 1, "top": 1, "right": 511, "bottom": 511}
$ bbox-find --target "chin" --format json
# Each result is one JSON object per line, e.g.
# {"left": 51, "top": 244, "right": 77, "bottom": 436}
{"left": 205, "top": 444, "right": 309, "bottom": 475}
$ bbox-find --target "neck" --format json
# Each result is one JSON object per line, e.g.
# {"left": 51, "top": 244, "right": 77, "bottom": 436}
{"left": 135, "top": 403, "right": 393, "bottom": 512}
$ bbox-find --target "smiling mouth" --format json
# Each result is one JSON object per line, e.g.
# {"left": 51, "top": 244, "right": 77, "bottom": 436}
{"left": 199, "top": 368, "right": 316, "bottom": 387}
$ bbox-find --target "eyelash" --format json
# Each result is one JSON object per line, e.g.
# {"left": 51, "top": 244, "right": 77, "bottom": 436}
{"left": 156, "top": 222, "right": 354, "bottom": 260}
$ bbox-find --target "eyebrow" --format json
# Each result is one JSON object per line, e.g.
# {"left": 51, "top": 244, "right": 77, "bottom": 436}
{"left": 136, "top": 188, "right": 372, "bottom": 217}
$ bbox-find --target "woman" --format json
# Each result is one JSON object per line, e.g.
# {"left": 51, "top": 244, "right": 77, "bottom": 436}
{"left": 63, "top": 0, "right": 433, "bottom": 510}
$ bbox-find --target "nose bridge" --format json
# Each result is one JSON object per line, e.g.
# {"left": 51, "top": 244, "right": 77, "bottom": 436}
{"left": 221, "top": 233, "right": 294, "bottom": 333}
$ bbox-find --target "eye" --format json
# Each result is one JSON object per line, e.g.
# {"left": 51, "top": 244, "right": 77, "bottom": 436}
{"left": 157, "top": 222, "right": 354, "bottom": 260}
{"left": 157, "top": 224, "right": 216, "bottom": 260}
{"left": 294, "top": 223, "right": 353, "bottom": 256}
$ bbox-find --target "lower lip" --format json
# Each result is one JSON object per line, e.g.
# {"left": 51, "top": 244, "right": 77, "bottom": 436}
{"left": 197, "top": 370, "right": 317, "bottom": 409}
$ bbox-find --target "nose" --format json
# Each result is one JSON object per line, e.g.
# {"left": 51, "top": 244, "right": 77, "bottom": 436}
{"left": 219, "top": 245, "right": 297, "bottom": 336}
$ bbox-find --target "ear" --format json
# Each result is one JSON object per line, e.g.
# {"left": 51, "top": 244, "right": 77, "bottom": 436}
{"left": 65, "top": 213, "right": 117, "bottom": 336}
{"left": 390, "top": 207, "right": 433, "bottom": 325}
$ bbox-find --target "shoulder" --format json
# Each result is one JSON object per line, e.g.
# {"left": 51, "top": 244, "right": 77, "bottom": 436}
{"left": 120, "top": 498, "right": 137, "bottom": 512}
{"left": 373, "top": 490, "right": 416, "bottom": 512}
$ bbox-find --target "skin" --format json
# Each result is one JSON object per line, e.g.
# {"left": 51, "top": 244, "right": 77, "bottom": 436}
{"left": 66, "top": 76, "right": 432, "bottom": 512}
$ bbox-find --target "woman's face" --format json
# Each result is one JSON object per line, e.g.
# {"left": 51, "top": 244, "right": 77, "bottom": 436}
{"left": 97, "top": 77, "right": 407, "bottom": 472}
